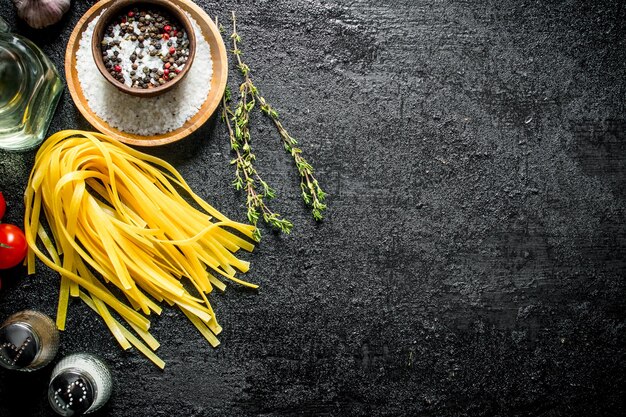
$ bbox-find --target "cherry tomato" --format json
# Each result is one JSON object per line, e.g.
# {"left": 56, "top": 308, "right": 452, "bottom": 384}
{"left": 0, "top": 224, "right": 28, "bottom": 269}
{"left": 0, "top": 192, "right": 5, "bottom": 220}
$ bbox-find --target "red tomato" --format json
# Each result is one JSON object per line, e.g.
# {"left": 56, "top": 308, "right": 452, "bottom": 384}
{"left": 0, "top": 192, "right": 5, "bottom": 220}
{"left": 0, "top": 224, "right": 28, "bottom": 269}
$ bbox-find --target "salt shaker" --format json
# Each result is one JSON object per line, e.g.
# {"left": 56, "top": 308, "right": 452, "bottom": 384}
{"left": 48, "top": 353, "right": 113, "bottom": 416}
{"left": 0, "top": 310, "right": 60, "bottom": 371}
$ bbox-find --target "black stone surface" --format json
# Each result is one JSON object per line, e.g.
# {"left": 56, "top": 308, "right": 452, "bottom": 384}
{"left": 1, "top": 0, "right": 625, "bottom": 416}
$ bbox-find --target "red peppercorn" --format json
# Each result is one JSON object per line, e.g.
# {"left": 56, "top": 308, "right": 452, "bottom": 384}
{"left": 114, "top": 65, "right": 122, "bottom": 72}
{"left": 175, "top": 68, "right": 181, "bottom": 74}
{"left": 164, "top": 25, "right": 171, "bottom": 32}
{"left": 169, "top": 47, "right": 176, "bottom": 55}
{"left": 162, "top": 33, "right": 170, "bottom": 40}
{"left": 127, "top": 11, "right": 134, "bottom": 17}
{"left": 163, "top": 69, "right": 170, "bottom": 76}
{"left": 172, "top": 31, "right": 178, "bottom": 37}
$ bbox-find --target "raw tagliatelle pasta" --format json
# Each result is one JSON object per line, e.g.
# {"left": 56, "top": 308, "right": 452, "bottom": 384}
{"left": 24, "top": 130, "right": 257, "bottom": 368}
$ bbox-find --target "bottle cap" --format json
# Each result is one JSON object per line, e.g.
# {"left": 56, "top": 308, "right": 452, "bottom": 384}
{"left": 48, "top": 369, "right": 95, "bottom": 416}
{"left": 0, "top": 323, "right": 40, "bottom": 370}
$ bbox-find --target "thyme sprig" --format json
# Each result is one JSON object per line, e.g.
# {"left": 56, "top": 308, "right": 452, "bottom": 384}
{"left": 221, "top": 87, "right": 293, "bottom": 241}
{"left": 229, "top": 12, "right": 327, "bottom": 221}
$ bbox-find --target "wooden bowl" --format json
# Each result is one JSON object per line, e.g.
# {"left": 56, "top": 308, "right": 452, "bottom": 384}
{"left": 65, "top": 0, "right": 228, "bottom": 146}
{"left": 91, "top": 0, "right": 196, "bottom": 98}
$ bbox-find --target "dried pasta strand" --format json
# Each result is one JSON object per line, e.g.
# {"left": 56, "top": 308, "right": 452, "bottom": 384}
{"left": 181, "top": 308, "right": 221, "bottom": 348}
{"left": 24, "top": 130, "right": 257, "bottom": 367}
{"left": 79, "top": 291, "right": 164, "bottom": 369}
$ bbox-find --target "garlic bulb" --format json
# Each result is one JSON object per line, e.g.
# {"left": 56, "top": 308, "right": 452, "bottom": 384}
{"left": 12, "top": 0, "right": 71, "bottom": 29}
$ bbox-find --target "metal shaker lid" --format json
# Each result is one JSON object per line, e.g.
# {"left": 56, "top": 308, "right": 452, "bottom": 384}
{"left": 0, "top": 323, "right": 40, "bottom": 370}
{"left": 48, "top": 370, "right": 95, "bottom": 416}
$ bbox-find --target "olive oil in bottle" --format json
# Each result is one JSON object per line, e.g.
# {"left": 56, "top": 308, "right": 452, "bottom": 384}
{"left": 0, "top": 16, "right": 63, "bottom": 151}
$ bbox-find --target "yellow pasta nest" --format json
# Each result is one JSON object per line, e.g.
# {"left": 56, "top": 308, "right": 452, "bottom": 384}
{"left": 24, "top": 130, "right": 257, "bottom": 368}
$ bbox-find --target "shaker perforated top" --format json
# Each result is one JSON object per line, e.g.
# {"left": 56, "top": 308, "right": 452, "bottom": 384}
{"left": 48, "top": 370, "right": 95, "bottom": 416}
{"left": 0, "top": 323, "right": 40, "bottom": 370}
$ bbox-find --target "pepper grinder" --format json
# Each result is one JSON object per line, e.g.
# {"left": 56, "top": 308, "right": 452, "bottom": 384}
{"left": 0, "top": 310, "right": 60, "bottom": 371}
{"left": 48, "top": 353, "right": 113, "bottom": 416}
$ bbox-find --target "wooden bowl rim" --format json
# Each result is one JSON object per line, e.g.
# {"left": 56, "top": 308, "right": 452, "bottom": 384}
{"left": 64, "top": 0, "right": 228, "bottom": 147}
{"left": 91, "top": 0, "right": 196, "bottom": 98}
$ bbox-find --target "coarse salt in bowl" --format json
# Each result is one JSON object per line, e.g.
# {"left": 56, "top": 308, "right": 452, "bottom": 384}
{"left": 67, "top": 0, "right": 228, "bottom": 146}
{"left": 91, "top": 0, "right": 196, "bottom": 97}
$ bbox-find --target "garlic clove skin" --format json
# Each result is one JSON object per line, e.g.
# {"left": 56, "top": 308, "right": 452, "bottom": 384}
{"left": 12, "top": 0, "right": 71, "bottom": 29}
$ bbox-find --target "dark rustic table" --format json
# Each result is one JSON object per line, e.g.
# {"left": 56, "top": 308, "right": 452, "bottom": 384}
{"left": 1, "top": 1, "right": 625, "bottom": 416}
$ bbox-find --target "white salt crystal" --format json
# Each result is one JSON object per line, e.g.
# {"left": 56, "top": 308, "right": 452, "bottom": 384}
{"left": 76, "top": 11, "right": 213, "bottom": 136}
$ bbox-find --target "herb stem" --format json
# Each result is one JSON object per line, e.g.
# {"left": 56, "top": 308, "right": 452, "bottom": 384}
{"left": 229, "top": 12, "right": 328, "bottom": 221}
{"left": 222, "top": 83, "right": 293, "bottom": 241}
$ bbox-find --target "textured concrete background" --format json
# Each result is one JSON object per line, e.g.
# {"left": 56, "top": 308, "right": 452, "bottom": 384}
{"left": 1, "top": 0, "right": 625, "bottom": 416}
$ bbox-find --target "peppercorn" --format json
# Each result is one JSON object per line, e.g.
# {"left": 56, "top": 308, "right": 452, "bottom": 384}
{"left": 100, "top": 6, "right": 191, "bottom": 90}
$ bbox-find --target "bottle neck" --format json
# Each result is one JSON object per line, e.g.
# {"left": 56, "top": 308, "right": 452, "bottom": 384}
{"left": 0, "top": 16, "right": 8, "bottom": 33}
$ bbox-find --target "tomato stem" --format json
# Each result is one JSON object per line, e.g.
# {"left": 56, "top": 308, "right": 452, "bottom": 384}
{"left": 0, "top": 243, "right": 12, "bottom": 249}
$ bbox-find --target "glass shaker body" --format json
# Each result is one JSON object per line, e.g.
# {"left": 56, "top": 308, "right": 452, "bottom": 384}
{"left": 48, "top": 353, "right": 113, "bottom": 416}
{"left": 0, "top": 16, "right": 64, "bottom": 151}
{"left": 0, "top": 309, "right": 60, "bottom": 371}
